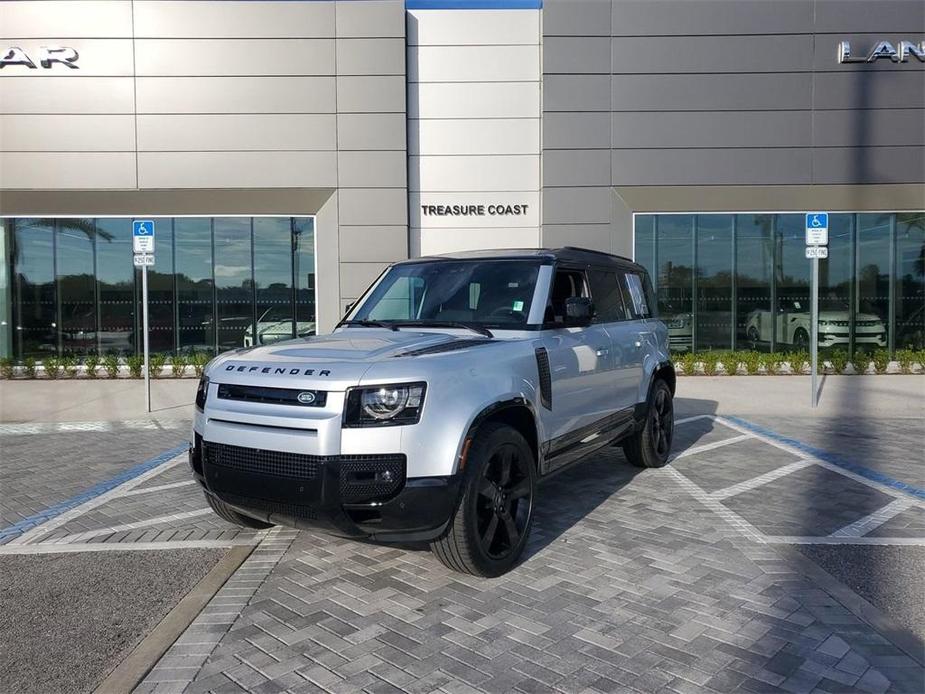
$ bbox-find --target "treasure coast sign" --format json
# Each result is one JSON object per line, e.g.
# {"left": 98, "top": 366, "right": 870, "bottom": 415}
{"left": 421, "top": 204, "right": 529, "bottom": 218}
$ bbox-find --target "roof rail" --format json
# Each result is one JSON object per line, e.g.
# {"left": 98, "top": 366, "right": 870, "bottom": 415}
{"left": 560, "top": 246, "right": 635, "bottom": 263}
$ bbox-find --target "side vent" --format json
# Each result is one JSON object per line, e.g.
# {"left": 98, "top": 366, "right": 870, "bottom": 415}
{"left": 535, "top": 347, "right": 552, "bottom": 410}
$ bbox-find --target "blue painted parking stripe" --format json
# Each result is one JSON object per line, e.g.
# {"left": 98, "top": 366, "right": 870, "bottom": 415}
{"left": 725, "top": 416, "right": 925, "bottom": 502}
{"left": 0, "top": 444, "right": 188, "bottom": 542}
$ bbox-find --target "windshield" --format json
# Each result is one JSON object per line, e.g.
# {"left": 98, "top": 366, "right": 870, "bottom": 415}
{"left": 350, "top": 260, "right": 541, "bottom": 328}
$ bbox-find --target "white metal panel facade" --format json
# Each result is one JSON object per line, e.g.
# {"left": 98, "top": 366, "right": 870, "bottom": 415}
{"left": 408, "top": 5, "right": 541, "bottom": 256}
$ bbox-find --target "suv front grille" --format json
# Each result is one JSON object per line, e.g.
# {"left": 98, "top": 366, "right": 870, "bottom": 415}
{"left": 216, "top": 383, "right": 327, "bottom": 407}
{"left": 202, "top": 441, "right": 406, "bottom": 503}
{"left": 203, "top": 441, "right": 319, "bottom": 480}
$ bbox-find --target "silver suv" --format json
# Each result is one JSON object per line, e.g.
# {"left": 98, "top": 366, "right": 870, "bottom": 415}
{"left": 190, "top": 248, "right": 675, "bottom": 576}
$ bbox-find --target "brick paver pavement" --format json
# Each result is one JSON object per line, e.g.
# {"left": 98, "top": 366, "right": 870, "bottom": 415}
{"left": 136, "top": 417, "right": 924, "bottom": 694}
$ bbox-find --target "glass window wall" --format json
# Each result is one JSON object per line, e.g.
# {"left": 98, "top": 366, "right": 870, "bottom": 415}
{"left": 4, "top": 216, "right": 316, "bottom": 360}
{"left": 635, "top": 212, "right": 924, "bottom": 355}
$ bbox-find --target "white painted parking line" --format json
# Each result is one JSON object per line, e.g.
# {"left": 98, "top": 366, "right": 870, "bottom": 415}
{"left": 674, "top": 414, "right": 714, "bottom": 426}
{"left": 666, "top": 415, "right": 925, "bottom": 547}
{"left": 10, "top": 454, "right": 186, "bottom": 545}
{"left": 666, "top": 467, "right": 767, "bottom": 543}
{"left": 670, "top": 433, "right": 752, "bottom": 461}
{"left": 829, "top": 497, "right": 914, "bottom": 538}
{"left": 119, "top": 480, "right": 197, "bottom": 497}
{"left": 0, "top": 418, "right": 187, "bottom": 436}
{"left": 709, "top": 459, "right": 815, "bottom": 501}
{"left": 0, "top": 538, "right": 262, "bottom": 555}
{"left": 49, "top": 508, "right": 213, "bottom": 544}
{"left": 714, "top": 416, "right": 925, "bottom": 509}
{"left": 811, "top": 458, "right": 925, "bottom": 509}
{"left": 764, "top": 536, "right": 925, "bottom": 546}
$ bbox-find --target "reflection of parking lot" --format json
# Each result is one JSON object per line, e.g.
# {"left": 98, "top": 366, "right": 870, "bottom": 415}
{"left": 2, "top": 416, "right": 923, "bottom": 694}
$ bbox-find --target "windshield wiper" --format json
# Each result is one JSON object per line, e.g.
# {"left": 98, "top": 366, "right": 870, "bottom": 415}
{"left": 339, "top": 320, "right": 398, "bottom": 330}
{"left": 391, "top": 321, "right": 494, "bottom": 339}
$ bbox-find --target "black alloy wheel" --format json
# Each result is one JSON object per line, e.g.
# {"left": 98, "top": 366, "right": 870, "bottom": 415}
{"left": 475, "top": 443, "right": 532, "bottom": 560}
{"left": 431, "top": 422, "right": 536, "bottom": 576}
{"left": 649, "top": 384, "right": 674, "bottom": 460}
{"left": 623, "top": 379, "right": 674, "bottom": 468}
{"left": 794, "top": 328, "right": 810, "bottom": 350}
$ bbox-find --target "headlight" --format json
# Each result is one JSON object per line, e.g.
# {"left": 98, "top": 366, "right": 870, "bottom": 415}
{"left": 344, "top": 382, "right": 426, "bottom": 427}
{"left": 195, "top": 375, "right": 209, "bottom": 410}
{"left": 818, "top": 320, "right": 830, "bottom": 326}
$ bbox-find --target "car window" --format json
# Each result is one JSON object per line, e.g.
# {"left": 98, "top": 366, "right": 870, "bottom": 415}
{"left": 588, "top": 269, "right": 629, "bottom": 323}
{"left": 545, "top": 269, "right": 588, "bottom": 324}
{"left": 355, "top": 260, "right": 540, "bottom": 327}
{"left": 621, "top": 271, "right": 652, "bottom": 319}
{"left": 366, "top": 276, "right": 426, "bottom": 320}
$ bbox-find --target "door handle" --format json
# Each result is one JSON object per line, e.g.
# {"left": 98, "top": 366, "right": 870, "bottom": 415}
{"left": 595, "top": 346, "right": 610, "bottom": 357}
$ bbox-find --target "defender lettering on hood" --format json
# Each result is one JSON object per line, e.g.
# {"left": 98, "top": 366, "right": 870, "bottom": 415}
{"left": 225, "top": 364, "right": 332, "bottom": 376}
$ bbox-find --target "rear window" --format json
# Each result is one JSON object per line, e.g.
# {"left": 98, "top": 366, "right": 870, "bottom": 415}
{"left": 622, "top": 271, "right": 655, "bottom": 319}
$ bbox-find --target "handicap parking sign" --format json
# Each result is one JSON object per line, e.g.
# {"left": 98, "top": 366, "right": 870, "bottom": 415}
{"left": 805, "top": 213, "right": 828, "bottom": 245}
{"left": 133, "top": 220, "right": 155, "bottom": 253}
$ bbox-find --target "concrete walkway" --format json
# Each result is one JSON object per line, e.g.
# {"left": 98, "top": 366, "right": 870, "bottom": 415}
{"left": 0, "top": 378, "right": 197, "bottom": 424}
{"left": 1, "top": 374, "right": 920, "bottom": 424}
{"left": 675, "top": 374, "right": 923, "bottom": 419}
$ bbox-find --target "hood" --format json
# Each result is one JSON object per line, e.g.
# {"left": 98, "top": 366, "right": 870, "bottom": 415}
{"left": 209, "top": 328, "right": 491, "bottom": 389}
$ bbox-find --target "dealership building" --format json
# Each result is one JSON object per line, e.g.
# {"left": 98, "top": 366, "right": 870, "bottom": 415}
{"left": 1, "top": 0, "right": 923, "bottom": 360}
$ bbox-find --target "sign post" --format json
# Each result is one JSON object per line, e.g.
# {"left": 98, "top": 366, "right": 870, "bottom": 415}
{"left": 133, "top": 220, "right": 155, "bottom": 413}
{"left": 805, "top": 213, "right": 828, "bottom": 409}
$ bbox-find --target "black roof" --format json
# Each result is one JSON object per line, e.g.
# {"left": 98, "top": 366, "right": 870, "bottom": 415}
{"left": 394, "top": 247, "right": 642, "bottom": 270}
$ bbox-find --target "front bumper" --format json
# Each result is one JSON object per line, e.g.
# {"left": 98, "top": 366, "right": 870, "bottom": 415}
{"left": 189, "top": 436, "right": 461, "bottom": 542}
{"left": 819, "top": 331, "right": 887, "bottom": 347}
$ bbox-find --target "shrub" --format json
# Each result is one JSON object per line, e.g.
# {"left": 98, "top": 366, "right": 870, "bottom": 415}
{"left": 675, "top": 351, "right": 698, "bottom": 375}
{"left": 84, "top": 354, "right": 100, "bottom": 379}
{"left": 0, "top": 357, "right": 13, "bottom": 379}
{"left": 870, "top": 348, "right": 891, "bottom": 374}
{"left": 191, "top": 350, "right": 211, "bottom": 377}
{"left": 699, "top": 351, "right": 718, "bottom": 376}
{"left": 61, "top": 355, "right": 79, "bottom": 378}
{"left": 717, "top": 351, "right": 740, "bottom": 376}
{"left": 126, "top": 354, "right": 144, "bottom": 379}
{"left": 43, "top": 356, "right": 62, "bottom": 379}
{"left": 149, "top": 353, "right": 167, "bottom": 378}
{"left": 827, "top": 349, "right": 848, "bottom": 374}
{"left": 170, "top": 353, "right": 188, "bottom": 378}
{"left": 903, "top": 349, "right": 925, "bottom": 373}
{"left": 739, "top": 351, "right": 765, "bottom": 375}
{"left": 103, "top": 353, "right": 121, "bottom": 379}
{"left": 23, "top": 357, "right": 37, "bottom": 379}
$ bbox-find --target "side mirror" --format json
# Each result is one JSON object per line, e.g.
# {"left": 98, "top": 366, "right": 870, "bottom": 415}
{"left": 564, "top": 297, "right": 593, "bottom": 326}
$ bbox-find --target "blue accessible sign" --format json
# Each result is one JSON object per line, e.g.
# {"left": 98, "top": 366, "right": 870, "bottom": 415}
{"left": 133, "top": 220, "right": 155, "bottom": 253}
{"left": 805, "top": 213, "right": 828, "bottom": 245}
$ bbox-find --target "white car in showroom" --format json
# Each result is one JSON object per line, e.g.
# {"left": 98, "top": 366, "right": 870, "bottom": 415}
{"left": 745, "top": 299, "right": 887, "bottom": 349}
{"left": 243, "top": 306, "right": 315, "bottom": 347}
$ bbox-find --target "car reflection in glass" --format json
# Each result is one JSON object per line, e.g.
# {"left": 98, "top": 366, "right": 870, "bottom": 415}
{"left": 746, "top": 299, "right": 887, "bottom": 350}
{"left": 243, "top": 306, "right": 315, "bottom": 347}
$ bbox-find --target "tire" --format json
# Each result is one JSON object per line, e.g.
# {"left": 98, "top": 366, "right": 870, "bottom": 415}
{"left": 431, "top": 422, "right": 536, "bottom": 577}
{"left": 205, "top": 492, "right": 275, "bottom": 529}
{"left": 623, "top": 379, "right": 674, "bottom": 469}
{"left": 793, "top": 328, "right": 810, "bottom": 350}
{"left": 747, "top": 326, "right": 761, "bottom": 347}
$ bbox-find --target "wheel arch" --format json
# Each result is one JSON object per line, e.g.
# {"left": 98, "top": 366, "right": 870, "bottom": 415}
{"left": 461, "top": 398, "right": 540, "bottom": 473}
